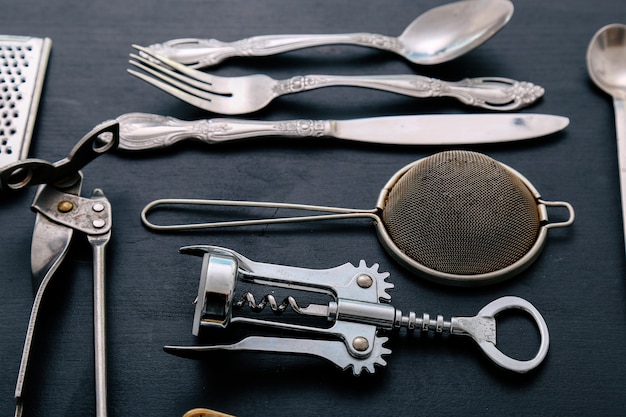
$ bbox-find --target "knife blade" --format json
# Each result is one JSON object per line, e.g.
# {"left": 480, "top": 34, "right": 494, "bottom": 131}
{"left": 116, "top": 112, "right": 568, "bottom": 151}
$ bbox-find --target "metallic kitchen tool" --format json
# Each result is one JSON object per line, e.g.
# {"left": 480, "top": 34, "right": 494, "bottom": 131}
{"left": 0, "top": 35, "right": 51, "bottom": 168}
{"left": 165, "top": 245, "right": 549, "bottom": 375}
{"left": 0, "top": 120, "right": 118, "bottom": 193}
{"left": 116, "top": 112, "right": 569, "bottom": 150}
{"left": 129, "top": 45, "right": 543, "bottom": 114}
{"left": 587, "top": 24, "right": 626, "bottom": 254}
{"left": 11, "top": 121, "right": 118, "bottom": 417}
{"left": 142, "top": 150, "right": 575, "bottom": 286}
{"left": 142, "top": 0, "right": 513, "bottom": 67}
{"left": 183, "top": 408, "right": 235, "bottom": 417}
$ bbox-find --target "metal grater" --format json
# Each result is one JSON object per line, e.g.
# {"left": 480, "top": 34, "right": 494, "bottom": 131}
{"left": 0, "top": 35, "right": 51, "bottom": 168}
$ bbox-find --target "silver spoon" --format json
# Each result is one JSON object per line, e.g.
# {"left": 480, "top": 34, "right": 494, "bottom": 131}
{"left": 587, "top": 23, "right": 626, "bottom": 252}
{"left": 144, "top": 0, "right": 514, "bottom": 68}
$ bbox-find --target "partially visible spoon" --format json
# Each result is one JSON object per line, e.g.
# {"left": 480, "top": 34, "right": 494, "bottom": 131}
{"left": 587, "top": 23, "right": 626, "bottom": 252}
{"left": 144, "top": 0, "right": 514, "bottom": 68}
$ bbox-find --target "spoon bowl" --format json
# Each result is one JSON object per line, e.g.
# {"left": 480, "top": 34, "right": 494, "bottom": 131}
{"left": 399, "top": 0, "right": 514, "bottom": 64}
{"left": 145, "top": 0, "right": 514, "bottom": 68}
{"left": 587, "top": 24, "right": 626, "bottom": 98}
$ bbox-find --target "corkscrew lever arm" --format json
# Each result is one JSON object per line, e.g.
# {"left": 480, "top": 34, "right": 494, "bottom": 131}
{"left": 165, "top": 336, "right": 384, "bottom": 373}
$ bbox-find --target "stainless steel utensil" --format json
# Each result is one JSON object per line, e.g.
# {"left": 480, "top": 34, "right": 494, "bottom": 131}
{"left": 0, "top": 35, "right": 51, "bottom": 168}
{"left": 141, "top": 150, "right": 574, "bottom": 286}
{"left": 0, "top": 121, "right": 118, "bottom": 193}
{"left": 587, "top": 24, "right": 626, "bottom": 253}
{"left": 143, "top": 0, "right": 513, "bottom": 67}
{"left": 116, "top": 112, "right": 569, "bottom": 150}
{"left": 129, "top": 46, "right": 543, "bottom": 114}
{"left": 16, "top": 181, "right": 113, "bottom": 417}
{"left": 165, "top": 245, "right": 550, "bottom": 374}
{"left": 11, "top": 122, "right": 119, "bottom": 417}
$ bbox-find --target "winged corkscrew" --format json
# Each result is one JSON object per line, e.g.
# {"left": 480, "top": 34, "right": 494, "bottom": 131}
{"left": 165, "top": 245, "right": 550, "bottom": 376}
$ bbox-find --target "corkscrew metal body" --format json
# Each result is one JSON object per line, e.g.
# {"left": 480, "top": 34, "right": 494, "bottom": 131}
{"left": 166, "top": 246, "right": 550, "bottom": 375}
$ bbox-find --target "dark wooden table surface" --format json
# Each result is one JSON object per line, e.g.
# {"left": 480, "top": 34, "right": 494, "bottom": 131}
{"left": 1, "top": 1, "right": 625, "bottom": 416}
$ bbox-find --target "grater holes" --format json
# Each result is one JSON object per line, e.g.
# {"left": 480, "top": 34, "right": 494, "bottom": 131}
{"left": 0, "top": 37, "right": 49, "bottom": 164}
{"left": 0, "top": 119, "right": 15, "bottom": 154}
{"left": 0, "top": 131, "right": 9, "bottom": 154}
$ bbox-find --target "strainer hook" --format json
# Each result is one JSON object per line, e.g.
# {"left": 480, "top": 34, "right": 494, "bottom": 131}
{"left": 539, "top": 199, "right": 575, "bottom": 229}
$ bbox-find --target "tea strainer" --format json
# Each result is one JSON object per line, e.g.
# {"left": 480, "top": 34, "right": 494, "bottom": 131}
{"left": 141, "top": 150, "right": 574, "bottom": 285}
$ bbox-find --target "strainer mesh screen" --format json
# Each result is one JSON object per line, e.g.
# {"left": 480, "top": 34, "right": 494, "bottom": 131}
{"left": 382, "top": 150, "right": 540, "bottom": 275}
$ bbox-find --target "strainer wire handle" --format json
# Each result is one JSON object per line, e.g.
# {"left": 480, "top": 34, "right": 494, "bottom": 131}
{"left": 141, "top": 198, "right": 380, "bottom": 231}
{"left": 539, "top": 199, "right": 575, "bottom": 229}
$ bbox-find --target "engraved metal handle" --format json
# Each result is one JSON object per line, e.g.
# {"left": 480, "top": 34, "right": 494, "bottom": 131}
{"left": 146, "top": 34, "right": 401, "bottom": 68}
{"left": 117, "top": 113, "right": 332, "bottom": 151}
{"left": 273, "top": 75, "right": 544, "bottom": 111}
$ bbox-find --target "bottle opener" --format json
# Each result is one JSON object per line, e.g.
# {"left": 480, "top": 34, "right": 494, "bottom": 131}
{"left": 12, "top": 122, "right": 119, "bottom": 417}
{"left": 165, "top": 245, "right": 550, "bottom": 375}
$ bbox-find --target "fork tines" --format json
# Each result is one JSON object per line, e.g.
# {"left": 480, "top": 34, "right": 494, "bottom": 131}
{"left": 128, "top": 45, "right": 225, "bottom": 111}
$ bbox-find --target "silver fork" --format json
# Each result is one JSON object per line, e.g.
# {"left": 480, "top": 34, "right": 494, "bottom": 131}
{"left": 128, "top": 45, "right": 544, "bottom": 115}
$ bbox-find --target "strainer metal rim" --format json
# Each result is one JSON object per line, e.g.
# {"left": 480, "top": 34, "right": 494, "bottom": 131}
{"left": 373, "top": 156, "right": 550, "bottom": 286}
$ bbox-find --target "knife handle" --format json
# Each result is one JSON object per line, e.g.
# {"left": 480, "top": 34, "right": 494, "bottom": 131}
{"left": 117, "top": 113, "right": 333, "bottom": 151}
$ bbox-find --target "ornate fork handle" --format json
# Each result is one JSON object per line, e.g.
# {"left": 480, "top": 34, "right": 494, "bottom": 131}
{"left": 147, "top": 34, "right": 402, "bottom": 68}
{"left": 274, "top": 75, "right": 544, "bottom": 111}
{"left": 117, "top": 113, "right": 333, "bottom": 150}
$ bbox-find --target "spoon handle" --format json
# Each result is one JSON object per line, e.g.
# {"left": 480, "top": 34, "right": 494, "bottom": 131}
{"left": 614, "top": 98, "right": 626, "bottom": 253}
{"left": 144, "top": 34, "right": 401, "bottom": 68}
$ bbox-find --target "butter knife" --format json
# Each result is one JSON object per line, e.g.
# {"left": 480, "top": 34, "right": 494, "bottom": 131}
{"left": 117, "top": 112, "right": 568, "bottom": 151}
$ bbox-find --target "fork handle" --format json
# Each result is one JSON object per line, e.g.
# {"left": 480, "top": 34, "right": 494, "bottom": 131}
{"left": 117, "top": 113, "right": 333, "bottom": 150}
{"left": 147, "top": 34, "right": 400, "bottom": 68}
{"left": 274, "top": 75, "right": 544, "bottom": 111}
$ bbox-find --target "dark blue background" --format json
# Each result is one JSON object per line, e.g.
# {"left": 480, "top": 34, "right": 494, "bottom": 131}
{"left": 1, "top": 1, "right": 625, "bottom": 416}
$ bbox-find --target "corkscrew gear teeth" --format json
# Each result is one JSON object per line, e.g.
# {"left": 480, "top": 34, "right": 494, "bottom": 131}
{"left": 164, "top": 246, "right": 550, "bottom": 375}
